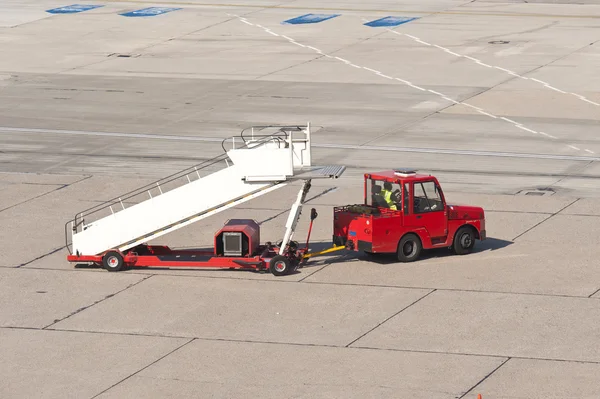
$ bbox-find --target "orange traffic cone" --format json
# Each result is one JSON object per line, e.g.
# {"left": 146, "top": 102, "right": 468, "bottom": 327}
{"left": 477, "top": 395, "right": 482, "bottom": 399}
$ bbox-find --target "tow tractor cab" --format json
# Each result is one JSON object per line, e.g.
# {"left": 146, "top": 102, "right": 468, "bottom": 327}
{"left": 333, "top": 169, "right": 486, "bottom": 262}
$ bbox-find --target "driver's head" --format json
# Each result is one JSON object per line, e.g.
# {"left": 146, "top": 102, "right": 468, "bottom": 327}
{"left": 384, "top": 182, "right": 392, "bottom": 191}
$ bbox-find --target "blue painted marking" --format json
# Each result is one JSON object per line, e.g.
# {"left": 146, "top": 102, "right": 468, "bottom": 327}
{"left": 364, "top": 16, "right": 419, "bottom": 27}
{"left": 282, "top": 13, "right": 340, "bottom": 25}
{"left": 46, "top": 4, "right": 103, "bottom": 14}
{"left": 349, "top": 231, "right": 357, "bottom": 237}
{"left": 120, "top": 7, "right": 181, "bottom": 17}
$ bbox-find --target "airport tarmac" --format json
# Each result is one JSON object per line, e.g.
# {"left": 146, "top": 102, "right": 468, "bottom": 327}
{"left": 1, "top": 0, "right": 600, "bottom": 398}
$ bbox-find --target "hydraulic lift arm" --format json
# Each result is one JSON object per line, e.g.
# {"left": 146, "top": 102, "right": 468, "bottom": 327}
{"left": 278, "top": 179, "right": 312, "bottom": 255}
{"left": 279, "top": 178, "right": 346, "bottom": 260}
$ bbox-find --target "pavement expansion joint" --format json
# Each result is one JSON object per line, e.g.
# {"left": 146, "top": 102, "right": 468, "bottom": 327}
{"left": 512, "top": 198, "right": 581, "bottom": 241}
{"left": 41, "top": 275, "right": 153, "bottom": 330}
{"left": 90, "top": 337, "right": 197, "bottom": 399}
{"left": 345, "top": 289, "right": 437, "bottom": 348}
{"left": 458, "top": 357, "right": 512, "bottom": 399}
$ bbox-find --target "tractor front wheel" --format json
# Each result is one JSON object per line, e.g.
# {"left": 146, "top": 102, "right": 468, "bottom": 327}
{"left": 453, "top": 226, "right": 476, "bottom": 255}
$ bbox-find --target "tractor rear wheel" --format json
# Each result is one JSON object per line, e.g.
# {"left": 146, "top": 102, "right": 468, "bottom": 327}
{"left": 397, "top": 234, "right": 422, "bottom": 262}
{"left": 269, "top": 255, "right": 293, "bottom": 276}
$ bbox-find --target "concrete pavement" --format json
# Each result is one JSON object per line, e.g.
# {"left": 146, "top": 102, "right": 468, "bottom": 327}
{"left": 1, "top": 0, "right": 600, "bottom": 397}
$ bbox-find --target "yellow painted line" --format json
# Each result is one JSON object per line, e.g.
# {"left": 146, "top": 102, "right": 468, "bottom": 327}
{"left": 101, "top": 0, "right": 600, "bottom": 19}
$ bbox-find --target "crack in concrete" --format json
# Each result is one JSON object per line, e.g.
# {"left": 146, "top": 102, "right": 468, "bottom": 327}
{"left": 89, "top": 336, "right": 196, "bottom": 399}
{"left": 458, "top": 357, "right": 511, "bottom": 399}
{"left": 0, "top": 175, "right": 92, "bottom": 213}
{"left": 512, "top": 198, "right": 580, "bottom": 241}
{"left": 42, "top": 275, "right": 154, "bottom": 329}
{"left": 345, "top": 289, "right": 437, "bottom": 348}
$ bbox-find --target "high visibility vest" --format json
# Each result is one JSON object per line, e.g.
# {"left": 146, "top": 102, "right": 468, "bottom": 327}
{"left": 381, "top": 189, "right": 397, "bottom": 210}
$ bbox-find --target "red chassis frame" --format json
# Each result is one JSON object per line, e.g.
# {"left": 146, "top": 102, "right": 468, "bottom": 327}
{"left": 67, "top": 216, "right": 318, "bottom": 276}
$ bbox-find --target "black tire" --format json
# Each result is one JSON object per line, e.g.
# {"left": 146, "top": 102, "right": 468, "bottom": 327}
{"left": 397, "top": 234, "right": 422, "bottom": 262}
{"left": 453, "top": 226, "right": 476, "bottom": 255}
{"left": 269, "top": 255, "right": 292, "bottom": 276}
{"left": 102, "top": 251, "right": 124, "bottom": 272}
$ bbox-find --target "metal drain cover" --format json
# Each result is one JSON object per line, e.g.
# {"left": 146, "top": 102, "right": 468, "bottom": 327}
{"left": 516, "top": 188, "right": 555, "bottom": 197}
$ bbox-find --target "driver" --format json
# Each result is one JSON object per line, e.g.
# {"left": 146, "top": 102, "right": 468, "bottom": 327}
{"left": 381, "top": 182, "right": 398, "bottom": 211}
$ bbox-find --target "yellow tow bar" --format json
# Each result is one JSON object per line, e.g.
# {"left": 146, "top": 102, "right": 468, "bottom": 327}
{"left": 302, "top": 245, "right": 346, "bottom": 259}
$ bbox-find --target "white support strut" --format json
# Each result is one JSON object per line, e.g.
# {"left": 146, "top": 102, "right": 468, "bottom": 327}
{"left": 279, "top": 179, "right": 312, "bottom": 255}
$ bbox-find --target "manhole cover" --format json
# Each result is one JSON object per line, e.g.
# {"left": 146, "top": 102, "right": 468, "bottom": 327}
{"left": 517, "top": 189, "right": 555, "bottom": 197}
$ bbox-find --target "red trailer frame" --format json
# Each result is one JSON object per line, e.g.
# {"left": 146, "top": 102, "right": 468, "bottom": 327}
{"left": 67, "top": 214, "right": 319, "bottom": 276}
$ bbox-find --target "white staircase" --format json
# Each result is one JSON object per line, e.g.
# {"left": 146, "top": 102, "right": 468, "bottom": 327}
{"left": 66, "top": 124, "right": 345, "bottom": 256}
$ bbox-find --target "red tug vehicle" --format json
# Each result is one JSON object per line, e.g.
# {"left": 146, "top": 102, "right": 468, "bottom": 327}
{"left": 329, "top": 169, "right": 486, "bottom": 262}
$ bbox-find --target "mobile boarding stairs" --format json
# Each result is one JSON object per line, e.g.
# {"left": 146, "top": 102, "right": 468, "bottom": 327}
{"left": 65, "top": 123, "right": 346, "bottom": 275}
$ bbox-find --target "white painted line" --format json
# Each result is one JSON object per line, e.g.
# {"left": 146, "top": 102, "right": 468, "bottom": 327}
{"left": 232, "top": 16, "right": 575, "bottom": 150}
{"left": 316, "top": 142, "right": 600, "bottom": 162}
{"left": 582, "top": 98, "right": 600, "bottom": 106}
{"left": 363, "top": 67, "right": 381, "bottom": 73}
{"left": 585, "top": 149, "right": 595, "bottom": 154}
{"left": 376, "top": 72, "right": 393, "bottom": 79}
{"left": 477, "top": 110, "right": 497, "bottom": 118}
{"left": 530, "top": 78, "right": 548, "bottom": 84}
{"left": 463, "top": 103, "right": 483, "bottom": 111}
{"left": 390, "top": 29, "right": 598, "bottom": 109}
{"left": 539, "top": 132, "right": 557, "bottom": 139}
{"left": 442, "top": 96, "right": 459, "bottom": 104}
{"left": 546, "top": 85, "right": 566, "bottom": 94}
{"left": 4, "top": 126, "right": 598, "bottom": 162}
{"left": 428, "top": 90, "right": 445, "bottom": 97}
{"left": 494, "top": 66, "right": 516, "bottom": 74}
{"left": 444, "top": 49, "right": 461, "bottom": 57}
{"left": 500, "top": 117, "right": 518, "bottom": 124}
{"left": 516, "top": 125, "right": 538, "bottom": 134}
{"left": 568, "top": 145, "right": 581, "bottom": 151}
{"left": 334, "top": 56, "right": 351, "bottom": 64}
{"left": 240, "top": 20, "right": 253, "bottom": 25}
{"left": 407, "top": 83, "right": 426, "bottom": 91}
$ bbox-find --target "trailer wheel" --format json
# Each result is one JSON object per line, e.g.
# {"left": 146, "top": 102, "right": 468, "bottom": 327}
{"left": 269, "top": 255, "right": 292, "bottom": 276}
{"left": 397, "top": 234, "right": 422, "bottom": 262}
{"left": 453, "top": 226, "right": 476, "bottom": 255}
{"left": 103, "top": 251, "right": 124, "bottom": 272}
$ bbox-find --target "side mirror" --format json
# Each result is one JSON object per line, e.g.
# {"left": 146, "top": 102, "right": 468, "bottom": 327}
{"left": 310, "top": 208, "right": 318, "bottom": 220}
